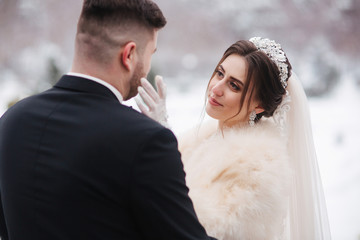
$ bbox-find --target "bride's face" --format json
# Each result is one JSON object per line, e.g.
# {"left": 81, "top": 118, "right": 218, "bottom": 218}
{"left": 206, "top": 54, "right": 259, "bottom": 127}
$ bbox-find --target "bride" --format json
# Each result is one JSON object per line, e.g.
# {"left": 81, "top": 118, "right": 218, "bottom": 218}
{"left": 136, "top": 37, "right": 331, "bottom": 240}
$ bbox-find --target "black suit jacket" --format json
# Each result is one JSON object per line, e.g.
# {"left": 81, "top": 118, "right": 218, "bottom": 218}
{"left": 0, "top": 75, "right": 216, "bottom": 240}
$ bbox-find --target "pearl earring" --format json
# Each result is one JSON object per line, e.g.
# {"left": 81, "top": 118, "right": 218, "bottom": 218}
{"left": 249, "top": 110, "right": 256, "bottom": 127}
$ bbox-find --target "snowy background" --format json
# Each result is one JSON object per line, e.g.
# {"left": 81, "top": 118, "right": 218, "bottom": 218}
{"left": 1, "top": 0, "right": 360, "bottom": 239}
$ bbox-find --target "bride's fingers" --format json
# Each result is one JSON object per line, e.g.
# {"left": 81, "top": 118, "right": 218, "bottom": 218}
{"left": 137, "top": 86, "right": 156, "bottom": 110}
{"left": 140, "top": 78, "right": 160, "bottom": 102}
{"left": 135, "top": 97, "right": 150, "bottom": 116}
{"left": 155, "top": 75, "right": 166, "bottom": 99}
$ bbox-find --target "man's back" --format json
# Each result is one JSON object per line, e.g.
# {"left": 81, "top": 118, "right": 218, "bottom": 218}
{"left": 0, "top": 76, "right": 210, "bottom": 239}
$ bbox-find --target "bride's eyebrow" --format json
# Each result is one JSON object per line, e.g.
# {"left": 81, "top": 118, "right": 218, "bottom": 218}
{"left": 219, "top": 65, "right": 225, "bottom": 72}
{"left": 220, "top": 65, "right": 244, "bottom": 86}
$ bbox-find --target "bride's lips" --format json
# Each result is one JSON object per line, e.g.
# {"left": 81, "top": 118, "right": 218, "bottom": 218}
{"left": 208, "top": 97, "right": 223, "bottom": 107}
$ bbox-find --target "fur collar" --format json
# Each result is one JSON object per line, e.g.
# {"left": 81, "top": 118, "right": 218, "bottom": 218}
{"left": 179, "top": 119, "right": 291, "bottom": 240}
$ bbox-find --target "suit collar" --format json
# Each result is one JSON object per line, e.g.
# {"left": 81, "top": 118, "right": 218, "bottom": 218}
{"left": 66, "top": 73, "right": 123, "bottom": 103}
{"left": 54, "top": 75, "right": 120, "bottom": 103}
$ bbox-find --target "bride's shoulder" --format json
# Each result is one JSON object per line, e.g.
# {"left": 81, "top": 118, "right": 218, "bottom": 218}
{"left": 220, "top": 118, "right": 288, "bottom": 161}
{"left": 225, "top": 118, "right": 283, "bottom": 141}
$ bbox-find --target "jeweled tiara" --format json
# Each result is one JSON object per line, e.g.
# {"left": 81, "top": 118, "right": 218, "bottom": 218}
{"left": 249, "top": 37, "right": 289, "bottom": 88}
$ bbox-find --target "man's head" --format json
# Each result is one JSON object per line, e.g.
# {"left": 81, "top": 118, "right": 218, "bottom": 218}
{"left": 72, "top": 0, "right": 166, "bottom": 100}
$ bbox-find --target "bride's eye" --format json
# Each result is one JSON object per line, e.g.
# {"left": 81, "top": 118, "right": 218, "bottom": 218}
{"left": 229, "top": 81, "right": 240, "bottom": 91}
{"left": 215, "top": 70, "right": 224, "bottom": 78}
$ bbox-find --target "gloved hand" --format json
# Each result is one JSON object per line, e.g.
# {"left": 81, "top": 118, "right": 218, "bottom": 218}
{"left": 135, "top": 75, "right": 169, "bottom": 128}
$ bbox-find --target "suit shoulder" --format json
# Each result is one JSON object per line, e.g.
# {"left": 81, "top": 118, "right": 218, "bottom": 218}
{"left": 0, "top": 93, "right": 45, "bottom": 121}
{"left": 104, "top": 104, "right": 176, "bottom": 141}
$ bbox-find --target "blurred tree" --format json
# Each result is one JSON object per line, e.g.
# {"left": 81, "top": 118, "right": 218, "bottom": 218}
{"left": 0, "top": 0, "right": 359, "bottom": 98}
{"left": 306, "top": 54, "right": 340, "bottom": 97}
{"left": 47, "top": 57, "right": 62, "bottom": 86}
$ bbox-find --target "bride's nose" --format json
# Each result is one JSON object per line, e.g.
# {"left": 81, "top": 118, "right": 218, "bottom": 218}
{"left": 211, "top": 81, "right": 224, "bottom": 97}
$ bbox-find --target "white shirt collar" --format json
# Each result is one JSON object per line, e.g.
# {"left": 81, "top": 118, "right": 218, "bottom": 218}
{"left": 67, "top": 72, "right": 123, "bottom": 103}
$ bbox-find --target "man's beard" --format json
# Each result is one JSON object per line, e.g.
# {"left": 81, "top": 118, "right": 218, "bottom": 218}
{"left": 124, "top": 61, "right": 145, "bottom": 101}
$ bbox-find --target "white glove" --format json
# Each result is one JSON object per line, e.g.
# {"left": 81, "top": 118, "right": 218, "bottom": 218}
{"left": 135, "top": 75, "right": 169, "bottom": 128}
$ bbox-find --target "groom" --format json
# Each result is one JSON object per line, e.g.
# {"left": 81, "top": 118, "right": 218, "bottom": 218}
{"left": 0, "top": 1, "right": 216, "bottom": 239}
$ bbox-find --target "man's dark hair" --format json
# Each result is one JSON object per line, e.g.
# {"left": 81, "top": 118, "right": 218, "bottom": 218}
{"left": 80, "top": 0, "right": 166, "bottom": 32}
{"left": 76, "top": 0, "right": 166, "bottom": 64}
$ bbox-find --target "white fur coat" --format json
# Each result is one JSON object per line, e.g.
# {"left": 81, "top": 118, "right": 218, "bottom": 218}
{"left": 179, "top": 120, "right": 291, "bottom": 240}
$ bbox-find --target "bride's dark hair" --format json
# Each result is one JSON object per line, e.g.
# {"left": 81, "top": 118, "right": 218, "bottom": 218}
{"left": 208, "top": 40, "right": 292, "bottom": 123}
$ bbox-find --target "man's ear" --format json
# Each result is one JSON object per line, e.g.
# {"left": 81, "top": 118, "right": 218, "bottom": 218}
{"left": 120, "top": 42, "right": 136, "bottom": 71}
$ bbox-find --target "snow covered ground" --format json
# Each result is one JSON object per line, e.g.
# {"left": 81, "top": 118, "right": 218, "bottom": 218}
{"left": 0, "top": 76, "right": 359, "bottom": 239}
{"left": 309, "top": 78, "right": 360, "bottom": 240}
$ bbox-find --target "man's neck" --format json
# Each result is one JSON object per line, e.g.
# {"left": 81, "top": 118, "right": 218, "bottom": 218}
{"left": 70, "top": 59, "right": 128, "bottom": 100}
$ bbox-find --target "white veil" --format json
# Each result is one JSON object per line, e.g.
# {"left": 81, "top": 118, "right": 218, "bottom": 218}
{"left": 285, "top": 73, "right": 332, "bottom": 239}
